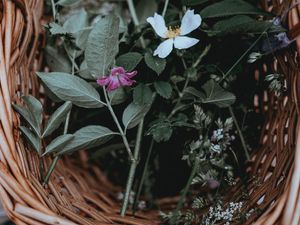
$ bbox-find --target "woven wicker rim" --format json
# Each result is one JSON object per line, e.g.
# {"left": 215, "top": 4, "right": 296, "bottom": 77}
{"left": 0, "top": 0, "right": 299, "bottom": 224}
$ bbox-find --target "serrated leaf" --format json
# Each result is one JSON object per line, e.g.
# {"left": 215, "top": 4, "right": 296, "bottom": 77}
{"left": 44, "top": 134, "right": 74, "bottom": 155}
{"left": 22, "top": 95, "right": 43, "bottom": 126}
{"left": 116, "top": 52, "right": 143, "bottom": 71}
{"left": 201, "top": 80, "right": 236, "bottom": 108}
{"left": 200, "top": 0, "right": 271, "bottom": 18}
{"left": 133, "top": 84, "right": 153, "bottom": 105}
{"left": 154, "top": 81, "right": 172, "bottom": 99}
{"left": 37, "top": 72, "right": 104, "bottom": 108}
{"left": 43, "top": 101, "right": 72, "bottom": 138}
{"left": 122, "top": 102, "right": 151, "bottom": 130}
{"left": 183, "top": 86, "right": 205, "bottom": 99}
{"left": 144, "top": 52, "right": 166, "bottom": 75}
{"left": 59, "top": 125, "right": 116, "bottom": 155}
{"left": 20, "top": 126, "right": 41, "bottom": 154}
{"left": 136, "top": 0, "right": 158, "bottom": 23}
{"left": 209, "top": 15, "right": 282, "bottom": 36}
{"left": 45, "top": 46, "right": 72, "bottom": 73}
{"left": 85, "top": 15, "right": 120, "bottom": 77}
{"left": 56, "top": 0, "right": 81, "bottom": 6}
{"left": 13, "top": 104, "right": 40, "bottom": 136}
{"left": 147, "top": 121, "right": 173, "bottom": 143}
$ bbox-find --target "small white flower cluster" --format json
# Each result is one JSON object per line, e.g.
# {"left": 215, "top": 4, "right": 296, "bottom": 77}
{"left": 202, "top": 201, "right": 243, "bottom": 225}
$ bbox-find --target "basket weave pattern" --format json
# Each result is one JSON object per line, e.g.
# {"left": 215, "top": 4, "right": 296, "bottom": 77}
{"left": 0, "top": 0, "right": 299, "bottom": 224}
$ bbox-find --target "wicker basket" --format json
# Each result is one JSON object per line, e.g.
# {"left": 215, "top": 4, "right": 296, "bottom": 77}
{"left": 0, "top": 0, "right": 299, "bottom": 224}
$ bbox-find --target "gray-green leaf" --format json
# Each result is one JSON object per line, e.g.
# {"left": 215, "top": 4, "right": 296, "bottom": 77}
{"left": 44, "top": 134, "right": 74, "bottom": 155}
{"left": 13, "top": 104, "right": 40, "bottom": 136}
{"left": 201, "top": 80, "right": 236, "bottom": 108}
{"left": 59, "top": 125, "right": 116, "bottom": 155}
{"left": 56, "top": 0, "right": 81, "bottom": 6}
{"left": 122, "top": 102, "right": 151, "bottom": 130}
{"left": 43, "top": 101, "right": 72, "bottom": 137}
{"left": 108, "top": 88, "right": 128, "bottom": 105}
{"left": 37, "top": 72, "right": 104, "bottom": 108}
{"left": 45, "top": 46, "right": 72, "bottom": 73}
{"left": 154, "top": 81, "right": 172, "bottom": 99}
{"left": 200, "top": 0, "right": 271, "bottom": 18}
{"left": 133, "top": 84, "right": 153, "bottom": 105}
{"left": 22, "top": 95, "right": 43, "bottom": 126}
{"left": 85, "top": 15, "right": 120, "bottom": 77}
{"left": 116, "top": 52, "right": 143, "bottom": 71}
{"left": 144, "top": 52, "right": 166, "bottom": 75}
{"left": 20, "top": 126, "right": 41, "bottom": 154}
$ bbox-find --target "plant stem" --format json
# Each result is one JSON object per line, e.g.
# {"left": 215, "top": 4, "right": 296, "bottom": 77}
{"left": 126, "top": 0, "right": 146, "bottom": 48}
{"left": 50, "top": 0, "right": 56, "bottom": 20}
{"left": 103, "top": 87, "right": 134, "bottom": 161}
{"left": 132, "top": 139, "right": 155, "bottom": 213}
{"left": 229, "top": 106, "right": 250, "bottom": 161}
{"left": 120, "top": 119, "right": 144, "bottom": 216}
{"left": 43, "top": 111, "right": 71, "bottom": 185}
{"left": 162, "top": 0, "right": 170, "bottom": 17}
{"left": 170, "top": 157, "right": 200, "bottom": 224}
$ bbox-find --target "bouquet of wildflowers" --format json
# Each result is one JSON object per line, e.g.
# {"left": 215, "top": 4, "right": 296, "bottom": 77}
{"left": 13, "top": 0, "right": 290, "bottom": 224}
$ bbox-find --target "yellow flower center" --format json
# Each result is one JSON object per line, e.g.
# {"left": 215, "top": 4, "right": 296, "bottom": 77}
{"left": 166, "top": 26, "right": 181, "bottom": 39}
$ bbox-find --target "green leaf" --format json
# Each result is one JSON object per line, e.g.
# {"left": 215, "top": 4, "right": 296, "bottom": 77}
{"left": 45, "top": 46, "right": 72, "bottom": 73}
{"left": 147, "top": 121, "right": 173, "bottom": 143}
{"left": 13, "top": 104, "right": 40, "bottom": 136}
{"left": 19, "top": 126, "right": 41, "bottom": 154}
{"left": 116, "top": 52, "right": 143, "bottom": 71}
{"left": 154, "top": 81, "right": 172, "bottom": 99}
{"left": 63, "top": 9, "right": 88, "bottom": 33}
{"left": 47, "top": 22, "right": 67, "bottom": 35}
{"left": 209, "top": 15, "right": 283, "bottom": 36}
{"left": 122, "top": 102, "right": 151, "bottom": 130}
{"left": 78, "top": 61, "right": 94, "bottom": 80}
{"left": 59, "top": 125, "right": 116, "bottom": 155}
{"left": 136, "top": 0, "right": 158, "bottom": 23}
{"left": 144, "top": 52, "right": 166, "bottom": 75}
{"left": 108, "top": 88, "right": 128, "bottom": 105}
{"left": 200, "top": 0, "right": 271, "bottom": 18}
{"left": 181, "top": 0, "right": 209, "bottom": 6}
{"left": 85, "top": 15, "right": 120, "bottom": 77}
{"left": 44, "top": 134, "right": 74, "bottom": 155}
{"left": 183, "top": 86, "right": 205, "bottom": 99}
{"left": 133, "top": 84, "right": 153, "bottom": 105}
{"left": 22, "top": 95, "right": 43, "bottom": 126}
{"left": 56, "top": 0, "right": 81, "bottom": 6}
{"left": 37, "top": 72, "right": 104, "bottom": 108}
{"left": 43, "top": 101, "right": 72, "bottom": 138}
{"left": 201, "top": 80, "right": 236, "bottom": 108}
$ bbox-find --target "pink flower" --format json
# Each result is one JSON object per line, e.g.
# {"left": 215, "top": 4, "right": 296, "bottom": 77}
{"left": 97, "top": 67, "right": 137, "bottom": 91}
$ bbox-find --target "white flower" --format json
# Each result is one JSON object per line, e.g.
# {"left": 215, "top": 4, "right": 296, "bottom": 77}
{"left": 147, "top": 9, "right": 202, "bottom": 58}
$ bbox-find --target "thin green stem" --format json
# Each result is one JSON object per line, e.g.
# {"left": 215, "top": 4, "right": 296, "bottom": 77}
{"left": 170, "top": 157, "right": 200, "bottom": 224}
{"left": 162, "top": 0, "right": 170, "bottom": 17}
{"left": 229, "top": 106, "right": 250, "bottom": 161}
{"left": 120, "top": 119, "right": 144, "bottom": 216}
{"left": 132, "top": 139, "right": 155, "bottom": 214}
{"left": 126, "top": 0, "right": 146, "bottom": 48}
{"left": 50, "top": 0, "right": 56, "bottom": 20}
{"left": 103, "top": 87, "right": 134, "bottom": 161}
{"left": 43, "top": 111, "right": 71, "bottom": 185}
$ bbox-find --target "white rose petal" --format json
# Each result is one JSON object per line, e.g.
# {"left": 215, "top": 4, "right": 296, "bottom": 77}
{"left": 174, "top": 36, "right": 199, "bottom": 49}
{"left": 146, "top": 13, "right": 168, "bottom": 38}
{"left": 180, "top": 9, "right": 202, "bottom": 36}
{"left": 154, "top": 39, "right": 174, "bottom": 58}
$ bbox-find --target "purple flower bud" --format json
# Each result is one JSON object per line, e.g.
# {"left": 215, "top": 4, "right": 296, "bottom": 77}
{"left": 97, "top": 67, "right": 137, "bottom": 91}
